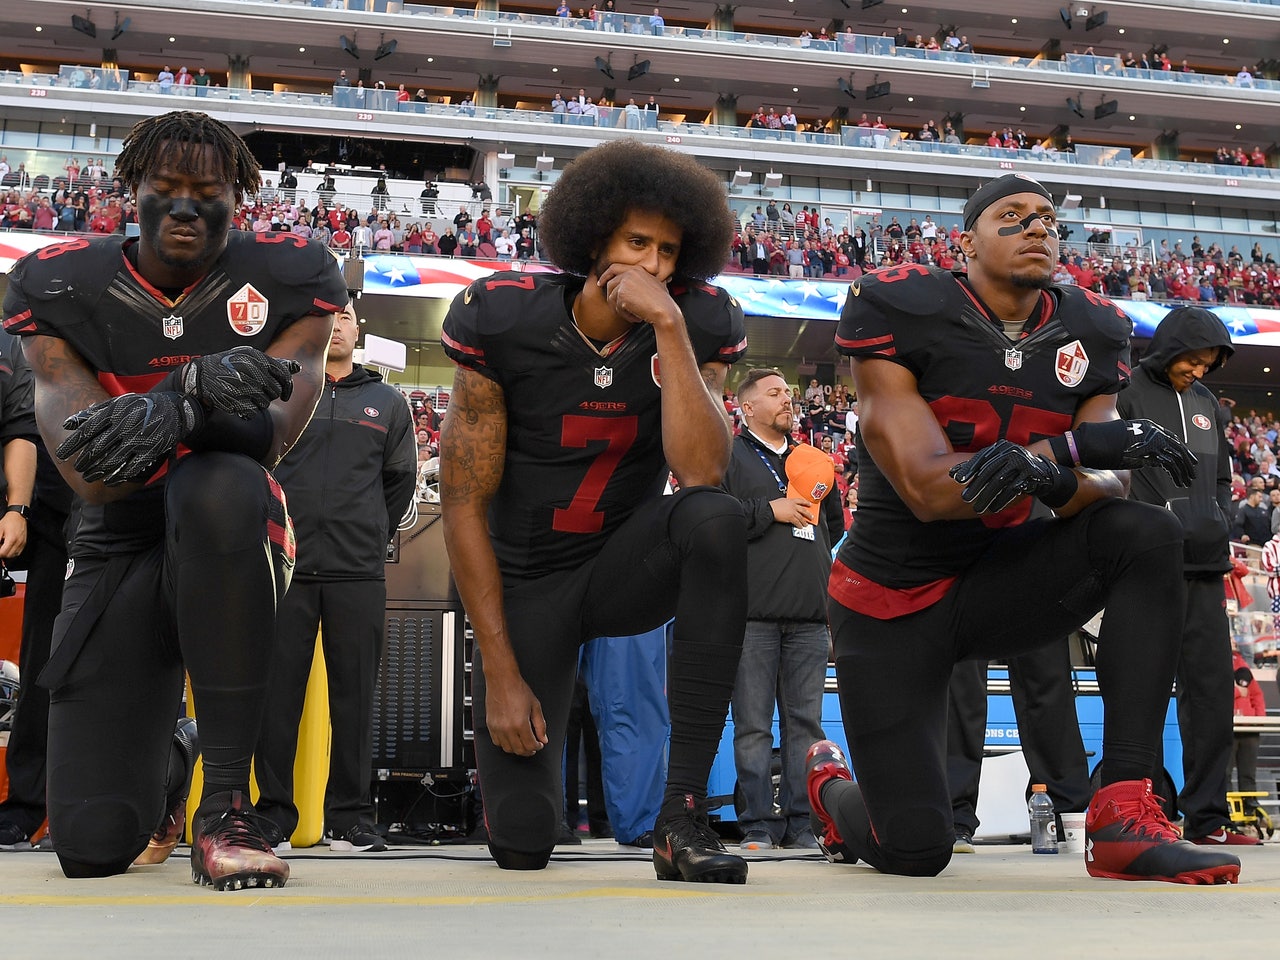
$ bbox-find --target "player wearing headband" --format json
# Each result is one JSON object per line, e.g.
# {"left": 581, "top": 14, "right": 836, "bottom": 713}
{"left": 805, "top": 174, "right": 1241, "bottom": 884}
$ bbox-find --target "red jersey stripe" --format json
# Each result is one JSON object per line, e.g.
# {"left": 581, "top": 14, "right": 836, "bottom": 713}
{"left": 441, "top": 329, "right": 484, "bottom": 358}
{"left": 2, "top": 310, "right": 34, "bottom": 333}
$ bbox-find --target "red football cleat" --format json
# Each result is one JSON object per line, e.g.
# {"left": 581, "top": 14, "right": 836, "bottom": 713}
{"left": 805, "top": 739, "right": 854, "bottom": 863}
{"left": 1085, "top": 779, "right": 1240, "bottom": 884}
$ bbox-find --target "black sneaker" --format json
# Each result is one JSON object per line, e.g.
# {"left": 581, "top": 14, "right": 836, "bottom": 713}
{"left": 653, "top": 794, "right": 747, "bottom": 884}
{"left": 327, "top": 823, "right": 387, "bottom": 853}
{"left": 618, "top": 831, "right": 654, "bottom": 850}
{"left": 260, "top": 819, "right": 293, "bottom": 853}
{"left": 953, "top": 831, "right": 975, "bottom": 854}
{"left": 0, "top": 819, "right": 31, "bottom": 851}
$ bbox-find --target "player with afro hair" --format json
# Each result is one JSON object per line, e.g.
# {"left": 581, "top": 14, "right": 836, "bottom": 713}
{"left": 536, "top": 139, "right": 734, "bottom": 282}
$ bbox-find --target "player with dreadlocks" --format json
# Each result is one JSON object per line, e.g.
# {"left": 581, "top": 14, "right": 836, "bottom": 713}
{"left": 2, "top": 111, "right": 346, "bottom": 888}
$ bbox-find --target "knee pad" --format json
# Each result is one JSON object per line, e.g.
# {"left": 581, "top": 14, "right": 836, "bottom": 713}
{"left": 667, "top": 486, "right": 746, "bottom": 559}
{"left": 489, "top": 843, "right": 555, "bottom": 871}
{"left": 1087, "top": 499, "right": 1182, "bottom": 562}
{"left": 166, "top": 452, "right": 269, "bottom": 550}
{"left": 484, "top": 790, "right": 560, "bottom": 867}
{"left": 52, "top": 797, "right": 148, "bottom": 878}
{"left": 877, "top": 804, "right": 954, "bottom": 878}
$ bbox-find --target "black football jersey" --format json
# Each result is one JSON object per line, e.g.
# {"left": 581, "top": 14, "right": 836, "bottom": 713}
{"left": 2, "top": 231, "right": 348, "bottom": 554}
{"left": 441, "top": 271, "right": 747, "bottom": 579}
{"left": 834, "top": 263, "right": 1131, "bottom": 588}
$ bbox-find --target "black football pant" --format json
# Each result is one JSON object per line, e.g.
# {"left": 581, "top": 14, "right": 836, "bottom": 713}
{"left": 563, "top": 673, "right": 609, "bottom": 836}
{"left": 947, "top": 640, "right": 1092, "bottom": 837}
{"left": 45, "top": 453, "right": 294, "bottom": 878}
{"left": 255, "top": 578, "right": 386, "bottom": 838}
{"left": 472, "top": 486, "right": 746, "bottom": 870}
{"left": 1153, "top": 576, "right": 1234, "bottom": 837}
{"left": 0, "top": 504, "right": 68, "bottom": 838}
{"left": 823, "top": 499, "right": 1183, "bottom": 877}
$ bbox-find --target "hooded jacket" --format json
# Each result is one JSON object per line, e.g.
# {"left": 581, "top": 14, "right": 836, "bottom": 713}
{"left": 1116, "top": 306, "right": 1234, "bottom": 576}
{"left": 274, "top": 364, "right": 417, "bottom": 580}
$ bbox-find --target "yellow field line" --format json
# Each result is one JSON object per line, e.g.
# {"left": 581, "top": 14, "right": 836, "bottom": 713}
{"left": 5, "top": 885, "right": 1278, "bottom": 907}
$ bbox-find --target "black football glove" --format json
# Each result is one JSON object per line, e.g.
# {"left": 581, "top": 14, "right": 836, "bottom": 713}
{"left": 56, "top": 391, "right": 204, "bottom": 485}
{"left": 181, "top": 346, "right": 301, "bottom": 419}
{"left": 1051, "top": 418, "right": 1197, "bottom": 487}
{"left": 949, "top": 440, "right": 1078, "bottom": 513}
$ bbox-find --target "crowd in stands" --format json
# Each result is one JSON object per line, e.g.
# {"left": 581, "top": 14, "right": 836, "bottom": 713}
{"left": 4, "top": 147, "right": 1279, "bottom": 308}
{"left": 725, "top": 201, "right": 1280, "bottom": 308}
{"left": 1056, "top": 236, "right": 1280, "bottom": 307}
{"left": 728, "top": 206, "right": 965, "bottom": 280}
{"left": 0, "top": 155, "right": 132, "bottom": 233}
{"left": 1223, "top": 408, "right": 1280, "bottom": 546}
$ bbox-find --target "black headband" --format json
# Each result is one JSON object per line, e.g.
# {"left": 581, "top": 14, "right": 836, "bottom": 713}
{"left": 963, "top": 174, "right": 1055, "bottom": 231}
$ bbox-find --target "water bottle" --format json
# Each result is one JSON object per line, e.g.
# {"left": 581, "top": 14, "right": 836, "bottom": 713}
{"left": 1029, "top": 783, "right": 1058, "bottom": 854}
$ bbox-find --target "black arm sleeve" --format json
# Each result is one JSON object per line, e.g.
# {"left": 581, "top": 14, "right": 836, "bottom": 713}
{"left": 821, "top": 481, "right": 846, "bottom": 540}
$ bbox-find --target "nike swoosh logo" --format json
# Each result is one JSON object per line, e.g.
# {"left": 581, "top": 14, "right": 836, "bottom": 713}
{"left": 1204, "top": 832, "right": 1228, "bottom": 843}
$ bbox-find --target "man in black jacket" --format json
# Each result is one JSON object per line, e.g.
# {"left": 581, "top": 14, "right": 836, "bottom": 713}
{"left": 1117, "top": 305, "right": 1258, "bottom": 845}
{"left": 254, "top": 303, "right": 417, "bottom": 853}
{"left": 1232, "top": 488, "right": 1271, "bottom": 545}
{"left": 723, "top": 368, "right": 842, "bottom": 850}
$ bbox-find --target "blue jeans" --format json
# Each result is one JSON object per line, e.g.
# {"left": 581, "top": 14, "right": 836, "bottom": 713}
{"left": 731, "top": 619, "right": 829, "bottom": 841}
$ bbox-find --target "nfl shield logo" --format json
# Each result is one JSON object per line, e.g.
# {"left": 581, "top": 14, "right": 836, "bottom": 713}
{"left": 1055, "top": 339, "right": 1090, "bottom": 387}
{"left": 162, "top": 314, "right": 184, "bottom": 340}
{"left": 594, "top": 365, "right": 613, "bottom": 389}
{"left": 1004, "top": 348, "right": 1022, "bottom": 371}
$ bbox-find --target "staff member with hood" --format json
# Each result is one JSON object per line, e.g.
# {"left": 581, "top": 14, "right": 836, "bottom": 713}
{"left": 1117, "top": 305, "right": 1259, "bottom": 846}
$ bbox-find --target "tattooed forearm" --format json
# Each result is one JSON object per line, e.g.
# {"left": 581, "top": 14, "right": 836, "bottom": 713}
{"left": 27, "top": 335, "right": 108, "bottom": 450}
{"left": 24, "top": 334, "right": 139, "bottom": 502}
{"left": 439, "top": 366, "right": 508, "bottom": 506}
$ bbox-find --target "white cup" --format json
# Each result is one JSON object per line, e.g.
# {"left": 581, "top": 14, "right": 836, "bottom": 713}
{"left": 1059, "top": 811, "right": 1087, "bottom": 854}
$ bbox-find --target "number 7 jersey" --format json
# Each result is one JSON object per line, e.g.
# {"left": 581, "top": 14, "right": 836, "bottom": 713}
{"left": 441, "top": 271, "right": 747, "bottom": 580}
{"left": 834, "top": 263, "right": 1131, "bottom": 591}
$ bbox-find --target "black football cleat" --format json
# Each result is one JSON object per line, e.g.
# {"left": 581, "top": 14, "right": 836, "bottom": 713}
{"left": 653, "top": 794, "right": 748, "bottom": 884}
{"left": 191, "top": 791, "right": 289, "bottom": 891}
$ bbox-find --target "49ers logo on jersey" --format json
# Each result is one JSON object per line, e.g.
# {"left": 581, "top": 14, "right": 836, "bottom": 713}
{"left": 227, "top": 283, "right": 269, "bottom": 336}
{"left": 1054, "top": 339, "right": 1090, "bottom": 388}
{"left": 1192, "top": 414, "right": 1213, "bottom": 431}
